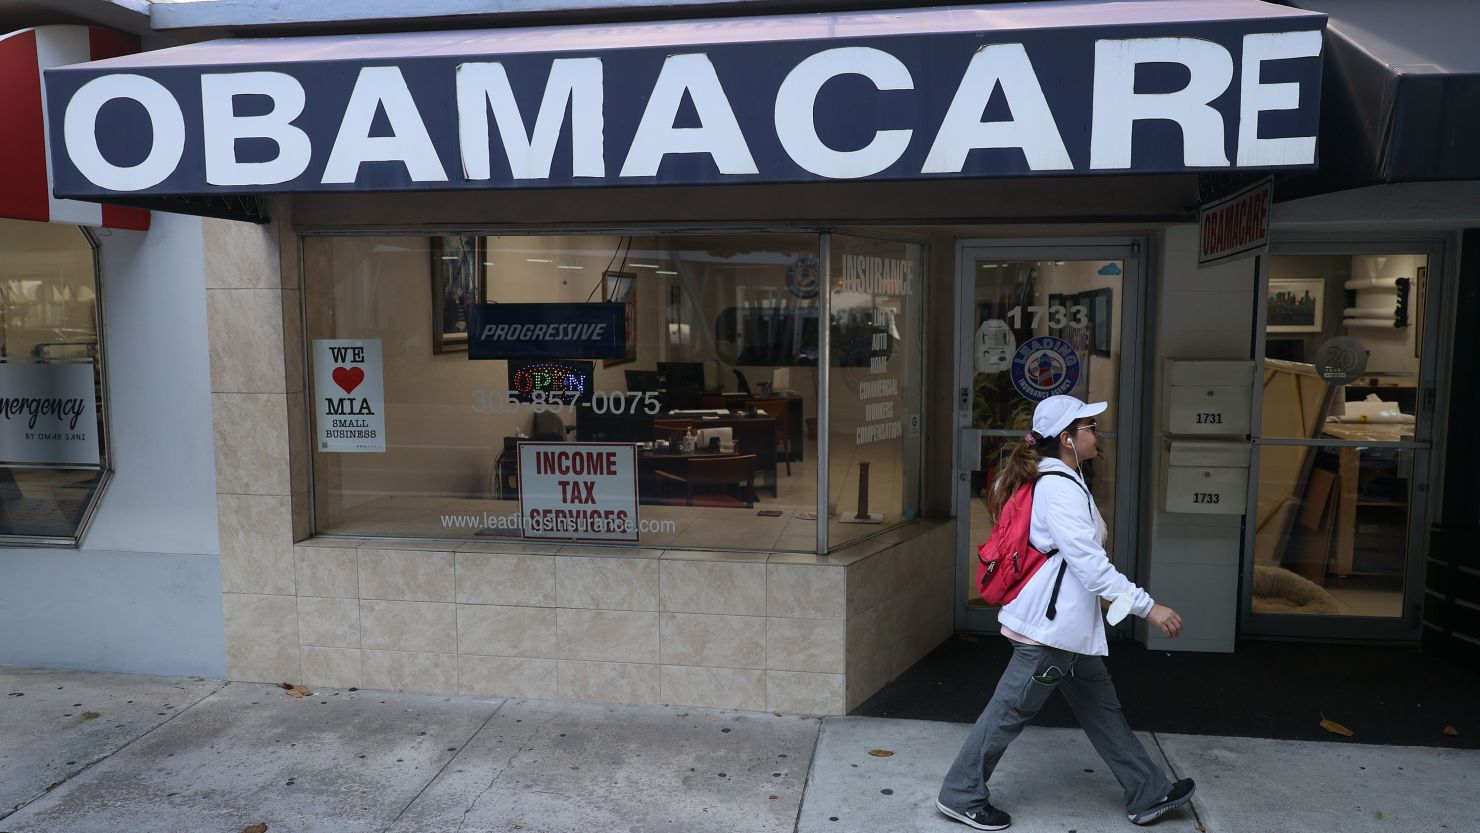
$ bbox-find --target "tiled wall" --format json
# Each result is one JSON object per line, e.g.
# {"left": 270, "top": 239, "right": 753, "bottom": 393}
{"left": 209, "top": 212, "right": 955, "bottom": 714}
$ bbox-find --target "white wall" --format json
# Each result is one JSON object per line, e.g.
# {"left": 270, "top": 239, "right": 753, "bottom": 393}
{"left": 1144, "top": 225, "right": 1255, "bottom": 653}
{"left": 0, "top": 211, "right": 226, "bottom": 676}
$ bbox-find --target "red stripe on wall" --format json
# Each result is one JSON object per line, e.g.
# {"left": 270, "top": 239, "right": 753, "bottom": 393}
{"left": 0, "top": 30, "right": 51, "bottom": 223}
{"left": 88, "top": 27, "right": 150, "bottom": 230}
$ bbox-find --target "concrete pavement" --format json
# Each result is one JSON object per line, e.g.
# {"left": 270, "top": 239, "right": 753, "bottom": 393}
{"left": 2, "top": 666, "right": 1474, "bottom": 833}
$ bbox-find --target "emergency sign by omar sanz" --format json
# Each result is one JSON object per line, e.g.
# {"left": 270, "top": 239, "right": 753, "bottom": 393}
{"left": 43, "top": 18, "right": 1322, "bottom": 198}
{"left": 313, "top": 339, "right": 386, "bottom": 453}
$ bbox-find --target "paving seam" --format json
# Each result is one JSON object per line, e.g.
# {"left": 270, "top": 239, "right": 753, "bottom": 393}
{"left": 0, "top": 677, "right": 229, "bottom": 823}
{"left": 1150, "top": 731, "right": 1208, "bottom": 832}
{"left": 377, "top": 697, "right": 509, "bottom": 833}
{"left": 449, "top": 700, "right": 572, "bottom": 833}
{"left": 789, "top": 716, "right": 828, "bottom": 833}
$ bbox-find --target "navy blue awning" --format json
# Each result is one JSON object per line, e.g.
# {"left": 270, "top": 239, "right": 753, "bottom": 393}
{"left": 43, "top": 0, "right": 1325, "bottom": 201}
{"left": 1286, "top": 0, "right": 1480, "bottom": 194}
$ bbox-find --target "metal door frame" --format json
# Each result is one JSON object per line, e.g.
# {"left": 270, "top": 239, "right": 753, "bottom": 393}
{"left": 953, "top": 238, "right": 1148, "bottom": 633}
{"left": 1241, "top": 236, "right": 1450, "bottom": 641}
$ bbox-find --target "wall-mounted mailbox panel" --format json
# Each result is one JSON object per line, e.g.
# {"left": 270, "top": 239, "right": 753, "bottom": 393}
{"left": 1162, "top": 441, "right": 1250, "bottom": 515}
{"left": 1167, "top": 360, "right": 1255, "bottom": 436}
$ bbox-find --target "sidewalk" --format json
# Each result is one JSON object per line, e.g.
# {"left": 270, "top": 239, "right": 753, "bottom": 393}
{"left": 2, "top": 666, "right": 1474, "bottom": 833}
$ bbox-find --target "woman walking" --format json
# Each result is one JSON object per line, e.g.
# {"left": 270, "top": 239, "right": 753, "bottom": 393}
{"left": 935, "top": 395, "right": 1194, "bottom": 830}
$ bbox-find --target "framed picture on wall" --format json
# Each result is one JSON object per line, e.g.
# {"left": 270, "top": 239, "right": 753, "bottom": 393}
{"left": 604, "top": 271, "right": 638, "bottom": 367}
{"left": 1267, "top": 278, "right": 1324, "bottom": 333}
{"left": 1090, "top": 287, "right": 1113, "bottom": 356}
{"left": 430, "top": 235, "right": 485, "bottom": 354}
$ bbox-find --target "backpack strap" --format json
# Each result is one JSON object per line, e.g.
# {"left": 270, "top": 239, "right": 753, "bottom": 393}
{"left": 1034, "top": 470, "right": 1093, "bottom": 622}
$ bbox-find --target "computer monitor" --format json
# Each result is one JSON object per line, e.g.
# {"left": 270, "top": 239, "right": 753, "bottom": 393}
{"left": 624, "top": 369, "right": 663, "bottom": 392}
{"left": 508, "top": 360, "right": 594, "bottom": 404}
{"left": 657, "top": 362, "right": 705, "bottom": 392}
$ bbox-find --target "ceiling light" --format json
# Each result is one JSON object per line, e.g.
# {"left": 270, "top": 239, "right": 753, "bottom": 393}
{"left": 525, "top": 258, "right": 552, "bottom": 263}
{"left": 657, "top": 270, "right": 678, "bottom": 275}
{"left": 557, "top": 265, "right": 584, "bottom": 270}
{"left": 440, "top": 256, "right": 458, "bottom": 260}
{"left": 630, "top": 263, "right": 660, "bottom": 269}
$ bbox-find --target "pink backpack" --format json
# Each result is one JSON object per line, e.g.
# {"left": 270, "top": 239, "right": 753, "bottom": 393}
{"left": 976, "top": 471, "right": 1086, "bottom": 618}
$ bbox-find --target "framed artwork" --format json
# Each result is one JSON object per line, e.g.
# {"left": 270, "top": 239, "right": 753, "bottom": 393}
{"left": 1090, "top": 287, "right": 1113, "bottom": 357}
{"left": 1267, "top": 278, "right": 1325, "bottom": 333}
{"left": 1414, "top": 265, "right": 1427, "bottom": 357}
{"left": 430, "top": 235, "right": 485, "bottom": 353}
{"left": 604, "top": 271, "right": 638, "bottom": 367}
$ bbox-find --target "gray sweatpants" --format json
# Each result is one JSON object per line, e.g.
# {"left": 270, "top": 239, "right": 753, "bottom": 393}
{"left": 938, "top": 641, "right": 1172, "bottom": 816}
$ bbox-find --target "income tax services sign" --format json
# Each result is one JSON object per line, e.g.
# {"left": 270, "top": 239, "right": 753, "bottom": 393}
{"left": 518, "top": 443, "right": 639, "bottom": 542}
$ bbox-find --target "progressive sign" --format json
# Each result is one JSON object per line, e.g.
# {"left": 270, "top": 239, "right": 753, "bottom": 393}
{"left": 41, "top": 7, "right": 1324, "bottom": 197}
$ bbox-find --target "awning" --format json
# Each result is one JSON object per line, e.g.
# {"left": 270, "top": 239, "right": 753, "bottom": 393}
{"left": 1285, "top": 0, "right": 1480, "bottom": 194}
{"left": 0, "top": 25, "right": 148, "bottom": 230}
{"left": 41, "top": 1, "right": 1325, "bottom": 205}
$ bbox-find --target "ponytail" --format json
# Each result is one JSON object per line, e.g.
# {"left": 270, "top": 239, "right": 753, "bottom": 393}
{"left": 984, "top": 431, "right": 1060, "bottom": 521}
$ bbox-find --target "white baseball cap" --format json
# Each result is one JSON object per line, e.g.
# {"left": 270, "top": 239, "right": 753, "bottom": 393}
{"left": 1032, "top": 395, "right": 1107, "bottom": 439}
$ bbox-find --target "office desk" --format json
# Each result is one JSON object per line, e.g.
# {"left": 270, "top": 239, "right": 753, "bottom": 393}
{"left": 577, "top": 408, "right": 779, "bottom": 494}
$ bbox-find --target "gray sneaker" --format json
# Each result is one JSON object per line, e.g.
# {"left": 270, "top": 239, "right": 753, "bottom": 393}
{"left": 1129, "top": 778, "right": 1196, "bottom": 825}
{"left": 935, "top": 798, "right": 1011, "bottom": 830}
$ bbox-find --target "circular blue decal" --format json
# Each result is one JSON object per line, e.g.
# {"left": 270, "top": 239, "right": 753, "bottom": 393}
{"left": 1010, "top": 336, "right": 1081, "bottom": 401}
{"left": 785, "top": 257, "right": 820, "bottom": 299}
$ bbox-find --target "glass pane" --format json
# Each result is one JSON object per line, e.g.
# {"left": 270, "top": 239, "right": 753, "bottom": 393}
{"left": 1252, "top": 445, "right": 1412, "bottom": 617}
{"left": 306, "top": 233, "right": 821, "bottom": 552}
{"left": 0, "top": 468, "right": 103, "bottom": 538}
{"left": 827, "top": 236, "right": 924, "bottom": 549}
{"left": 1, "top": 219, "right": 105, "bottom": 541}
{"left": 1263, "top": 254, "right": 1426, "bottom": 441}
{"left": 965, "top": 258, "right": 1123, "bottom": 608}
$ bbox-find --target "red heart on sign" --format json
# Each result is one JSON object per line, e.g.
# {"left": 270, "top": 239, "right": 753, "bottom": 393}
{"left": 332, "top": 366, "right": 365, "bottom": 395}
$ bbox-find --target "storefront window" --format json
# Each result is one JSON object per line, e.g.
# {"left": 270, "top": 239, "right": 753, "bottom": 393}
{"left": 1252, "top": 253, "right": 1429, "bottom": 618}
{"left": 0, "top": 219, "right": 108, "bottom": 542}
{"left": 827, "top": 236, "right": 925, "bottom": 549}
{"left": 305, "top": 233, "right": 827, "bottom": 552}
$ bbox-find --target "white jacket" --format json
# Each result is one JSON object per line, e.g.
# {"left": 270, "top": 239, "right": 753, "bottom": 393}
{"left": 996, "top": 457, "right": 1154, "bottom": 656}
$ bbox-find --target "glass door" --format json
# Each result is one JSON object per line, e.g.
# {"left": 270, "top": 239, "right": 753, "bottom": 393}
{"left": 954, "top": 242, "right": 1145, "bottom": 633}
{"left": 1243, "top": 244, "right": 1442, "bottom": 640}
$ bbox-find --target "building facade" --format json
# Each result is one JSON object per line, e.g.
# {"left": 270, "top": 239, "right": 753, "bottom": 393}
{"left": 4, "top": 0, "right": 1477, "bottom": 713}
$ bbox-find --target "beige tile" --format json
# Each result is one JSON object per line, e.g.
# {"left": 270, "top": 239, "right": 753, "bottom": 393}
{"left": 359, "top": 549, "right": 455, "bottom": 602}
{"left": 458, "top": 655, "right": 557, "bottom": 699}
{"left": 292, "top": 491, "right": 312, "bottom": 542}
{"left": 207, "top": 288, "right": 285, "bottom": 394}
{"left": 766, "top": 670, "right": 846, "bottom": 716}
{"left": 846, "top": 652, "right": 892, "bottom": 713}
{"left": 300, "top": 647, "right": 361, "bottom": 689}
{"left": 846, "top": 601, "right": 888, "bottom": 672}
{"left": 360, "top": 600, "right": 456, "bottom": 654}
{"left": 456, "top": 540, "right": 564, "bottom": 554}
{"left": 659, "top": 559, "right": 766, "bottom": 616}
{"left": 282, "top": 289, "right": 305, "bottom": 395}
{"left": 556, "top": 545, "right": 662, "bottom": 559}
{"left": 287, "top": 392, "right": 309, "bottom": 492}
{"left": 457, "top": 605, "right": 556, "bottom": 658}
{"left": 298, "top": 596, "right": 360, "bottom": 648}
{"left": 223, "top": 593, "right": 300, "bottom": 683}
{"left": 362, "top": 650, "right": 458, "bottom": 695}
{"left": 203, "top": 216, "right": 281, "bottom": 290}
{"left": 557, "top": 660, "right": 659, "bottom": 705}
{"left": 218, "top": 494, "right": 296, "bottom": 596}
{"left": 766, "top": 618, "right": 845, "bottom": 674}
{"left": 767, "top": 563, "right": 846, "bottom": 620}
{"left": 660, "top": 549, "right": 771, "bottom": 564}
{"left": 555, "top": 557, "right": 658, "bottom": 611}
{"left": 293, "top": 546, "right": 357, "bottom": 598}
{"left": 557, "top": 609, "right": 658, "bottom": 663}
{"left": 273, "top": 203, "right": 298, "bottom": 290}
{"left": 660, "top": 666, "right": 766, "bottom": 711}
{"left": 845, "top": 547, "right": 899, "bottom": 615}
{"left": 213, "top": 393, "right": 291, "bottom": 496}
{"left": 456, "top": 551, "right": 555, "bottom": 607}
{"left": 659, "top": 613, "right": 766, "bottom": 669}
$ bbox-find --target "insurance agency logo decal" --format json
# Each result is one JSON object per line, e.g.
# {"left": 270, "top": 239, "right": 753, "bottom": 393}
{"left": 1010, "top": 336, "right": 1081, "bottom": 401}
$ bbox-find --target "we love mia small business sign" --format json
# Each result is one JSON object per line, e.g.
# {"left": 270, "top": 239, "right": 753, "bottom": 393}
{"left": 313, "top": 339, "right": 386, "bottom": 453}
